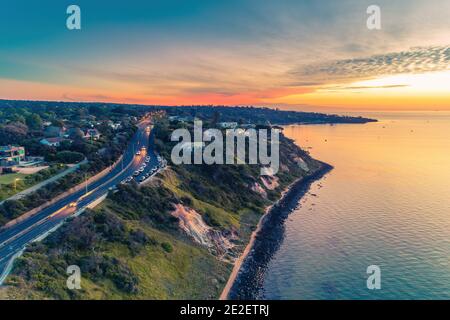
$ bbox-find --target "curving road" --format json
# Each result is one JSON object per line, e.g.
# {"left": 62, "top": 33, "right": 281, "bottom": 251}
{"left": 0, "top": 119, "right": 161, "bottom": 284}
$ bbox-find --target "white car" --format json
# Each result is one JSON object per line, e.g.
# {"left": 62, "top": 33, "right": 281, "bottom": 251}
{"left": 69, "top": 202, "right": 77, "bottom": 208}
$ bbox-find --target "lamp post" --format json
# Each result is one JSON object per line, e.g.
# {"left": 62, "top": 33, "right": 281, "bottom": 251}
{"left": 14, "top": 178, "right": 20, "bottom": 192}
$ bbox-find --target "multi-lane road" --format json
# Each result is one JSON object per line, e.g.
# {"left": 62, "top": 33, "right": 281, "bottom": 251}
{"left": 0, "top": 119, "right": 162, "bottom": 284}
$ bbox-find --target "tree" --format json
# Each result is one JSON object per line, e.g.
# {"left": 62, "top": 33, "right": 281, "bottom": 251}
{"left": 211, "top": 111, "right": 220, "bottom": 126}
{"left": 25, "top": 114, "right": 43, "bottom": 131}
{"left": 68, "top": 128, "right": 85, "bottom": 140}
{"left": 0, "top": 122, "right": 29, "bottom": 144}
{"left": 51, "top": 119, "right": 65, "bottom": 128}
{"left": 54, "top": 151, "right": 85, "bottom": 164}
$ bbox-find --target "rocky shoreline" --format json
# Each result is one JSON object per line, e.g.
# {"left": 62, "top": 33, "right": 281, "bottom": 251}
{"left": 225, "top": 162, "right": 333, "bottom": 300}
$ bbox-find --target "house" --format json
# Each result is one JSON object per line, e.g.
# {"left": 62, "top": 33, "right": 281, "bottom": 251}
{"left": 44, "top": 126, "right": 66, "bottom": 138}
{"left": 107, "top": 120, "right": 122, "bottom": 130}
{"left": 180, "top": 142, "right": 205, "bottom": 151}
{"left": 0, "top": 145, "right": 26, "bottom": 166}
{"left": 65, "top": 127, "right": 84, "bottom": 140}
{"left": 218, "top": 122, "right": 238, "bottom": 129}
{"left": 168, "top": 116, "right": 193, "bottom": 123}
{"left": 40, "top": 137, "right": 71, "bottom": 147}
{"left": 84, "top": 129, "right": 101, "bottom": 140}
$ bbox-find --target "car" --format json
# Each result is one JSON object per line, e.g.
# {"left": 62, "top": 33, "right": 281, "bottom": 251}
{"left": 133, "top": 171, "right": 140, "bottom": 176}
{"left": 146, "top": 156, "right": 151, "bottom": 161}
{"left": 139, "top": 168, "right": 145, "bottom": 173}
{"left": 69, "top": 202, "right": 77, "bottom": 208}
{"left": 139, "top": 176, "right": 145, "bottom": 182}
{"left": 136, "top": 151, "right": 141, "bottom": 155}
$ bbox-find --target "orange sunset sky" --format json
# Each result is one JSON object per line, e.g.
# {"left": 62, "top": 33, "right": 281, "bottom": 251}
{"left": 1, "top": 1, "right": 449, "bottom": 111}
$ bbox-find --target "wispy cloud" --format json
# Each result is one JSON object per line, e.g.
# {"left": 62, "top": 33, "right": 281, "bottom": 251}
{"left": 330, "top": 84, "right": 410, "bottom": 90}
{"left": 293, "top": 46, "right": 450, "bottom": 83}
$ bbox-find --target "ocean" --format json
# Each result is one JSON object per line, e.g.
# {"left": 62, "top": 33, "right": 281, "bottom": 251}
{"left": 262, "top": 111, "right": 450, "bottom": 300}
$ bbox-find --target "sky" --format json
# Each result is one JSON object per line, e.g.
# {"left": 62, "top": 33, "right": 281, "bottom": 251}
{"left": 0, "top": 0, "right": 449, "bottom": 111}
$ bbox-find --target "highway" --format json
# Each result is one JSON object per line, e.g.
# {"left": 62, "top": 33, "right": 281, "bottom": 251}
{"left": 0, "top": 119, "right": 162, "bottom": 284}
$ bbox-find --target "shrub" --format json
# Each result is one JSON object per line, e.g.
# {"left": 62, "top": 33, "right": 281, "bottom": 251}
{"left": 54, "top": 151, "right": 85, "bottom": 164}
{"left": 161, "top": 242, "right": 173, "bottom": 253}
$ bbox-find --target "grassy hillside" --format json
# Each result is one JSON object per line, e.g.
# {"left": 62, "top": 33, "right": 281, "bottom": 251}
{"left": 1, "top": 121, "right": 323, "bottom": 300}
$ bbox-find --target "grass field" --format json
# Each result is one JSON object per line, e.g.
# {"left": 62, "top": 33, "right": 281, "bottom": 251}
{"left": 0, "top": 165, "right": 68, "bottom": 202}
{"left": 0, "top": 173, "right": 28, "bottom": 185}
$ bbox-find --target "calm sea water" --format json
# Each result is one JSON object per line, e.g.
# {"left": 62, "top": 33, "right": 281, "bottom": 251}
{"left": 262, "top": 112, "right": 450, "bottom": 300}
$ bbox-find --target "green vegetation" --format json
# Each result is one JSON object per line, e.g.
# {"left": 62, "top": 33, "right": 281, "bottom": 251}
{"left": 52, "top": 151, "right": 85, "bottom": 164}
{"left": 161, "top": 105, "right": 376, "bottom": 125}
{"left": 0, "top": 165, "right": 68, "bottom": 203}
{"left": 4, "top": 200, "right": 230, "bottom": 300}
{"left": 0, "top": 101, "right": 141, "bottom": 225}
{"left": 3, "top": 117, "right": 324, "bottom": 300}
{"left": 0, "top": 173, "right": 27, "bottom": 185}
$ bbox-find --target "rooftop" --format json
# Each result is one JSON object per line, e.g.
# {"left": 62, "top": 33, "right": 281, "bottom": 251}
{"left": 0, "top": 145, "right": 24, "bottom": 152}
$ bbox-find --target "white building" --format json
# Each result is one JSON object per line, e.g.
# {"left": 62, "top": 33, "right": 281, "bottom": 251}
{"left": 40, "top": 137, "right": 70, "bottom": 147}
{"left": 218, "top": 122, "right": 238, "bottom": 129}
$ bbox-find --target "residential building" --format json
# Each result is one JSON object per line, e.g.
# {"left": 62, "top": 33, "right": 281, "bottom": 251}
{"left": 0, "top": 145, "right": 26, "bottom": 166}
{"left": 218, "top": 122, "right": 238, "bottom": 129}
{"left": 180, "top": 142, "right": 205, "bottom": 151}
{"left": 84, "top": 128, "right": 101, "bottom": 140}
{"left": 44, "top": 126, "right": 66, "bottom": 138}
{"left": 108, "top": 121, "right": 122, "bottom": 130}
{"left": 40, "top": 137, "right": 71, "bottom": 147}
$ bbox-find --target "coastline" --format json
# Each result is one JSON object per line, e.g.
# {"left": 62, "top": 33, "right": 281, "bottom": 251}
{"left": 220, "top": 161, "right": 333, "bottom": 300}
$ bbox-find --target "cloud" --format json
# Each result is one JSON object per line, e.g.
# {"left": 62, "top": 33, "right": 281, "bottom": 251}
{"left": 331, "top": 84, "right": 409, "bottom": 90}
{"left": 292, "top": 46, "right": 450, "bottom": 83}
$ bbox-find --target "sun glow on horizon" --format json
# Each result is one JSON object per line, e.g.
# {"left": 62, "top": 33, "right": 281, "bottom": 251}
{"left": 271, "top": 71, "right": 450, "bottom": 110}
{"left": 348, "top": 71, "right": 450, "bottom": 94}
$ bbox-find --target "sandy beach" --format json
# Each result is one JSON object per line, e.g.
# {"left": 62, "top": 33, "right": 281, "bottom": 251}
{"left": 219, "top": 191, "right": 280, "bottom": 300}
{"left": 220, "top": 163, "right": 332, "bottom": 300}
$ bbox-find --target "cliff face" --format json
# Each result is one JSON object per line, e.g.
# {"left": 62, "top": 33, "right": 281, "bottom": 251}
{"left": 171, "top": 204, "right": 238, "bottom": 261}
{"left": 2, "top": 125, "right": 322, "bottom": 300}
